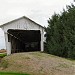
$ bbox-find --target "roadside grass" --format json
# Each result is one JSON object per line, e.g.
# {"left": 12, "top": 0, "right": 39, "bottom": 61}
{"left": 0, "top": 53, "right": 7, "bottom": 58}
{"left": 0, "top": 52, "right": 74, "bottom": 75}
{"left": 0, "top": 54, "right": 7, "bottom": 68}
{"left": 0, "top": 72, "right": 30, "bottom": 75}
{"left": 0, "top": 59, "right": 8, "bottom": 68}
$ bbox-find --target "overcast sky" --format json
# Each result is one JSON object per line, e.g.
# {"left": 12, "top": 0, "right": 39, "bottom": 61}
{"left": 0, "top": 0, "right": 74, "bottom": 49}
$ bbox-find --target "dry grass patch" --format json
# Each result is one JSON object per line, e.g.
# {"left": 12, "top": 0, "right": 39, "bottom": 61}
{"left": 0, "top": 52, "right": 75, "bottom": 75}
{"left": 0, "top": 49, "right": 6, "bottom": 53}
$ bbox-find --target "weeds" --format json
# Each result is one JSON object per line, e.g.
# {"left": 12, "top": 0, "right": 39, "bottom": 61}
{"left": 0, "top": 59, "right": 8, "bottom": 68}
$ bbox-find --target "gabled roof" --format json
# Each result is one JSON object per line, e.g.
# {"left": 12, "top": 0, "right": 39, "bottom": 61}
{"left": 0, "top": 16, "right": 44, "bottom": 29}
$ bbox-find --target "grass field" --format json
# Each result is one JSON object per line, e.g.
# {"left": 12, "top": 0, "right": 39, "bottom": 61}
{"left": 0, "top": 53, "right": 7, "bottom": 58}
{"left": 0, "top": 52, "right": 75, "bottom": 75}
{"left": 0, "top": 72, "right": 30, "bottom": 75}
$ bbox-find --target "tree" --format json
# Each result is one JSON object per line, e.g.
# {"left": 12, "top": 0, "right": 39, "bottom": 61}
{"left": 45, "top": 4, "right": 75, "bottom": 59}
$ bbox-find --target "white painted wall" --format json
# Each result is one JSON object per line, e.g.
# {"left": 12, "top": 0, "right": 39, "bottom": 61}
{"left": 4, "top": 33, "right": 11, "bottom": 55}
{"left": 2, "top": 18, "right": 43, "bottom": 32}
{"left": 1, "top": 17, "right": 44, "bottom": 55}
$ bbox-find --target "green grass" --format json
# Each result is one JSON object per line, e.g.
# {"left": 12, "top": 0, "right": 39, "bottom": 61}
{"left": 0, "top": 53, "right": 7, "bottom": 58}
{"left": 0, "top": 72, "right": 30, "bottom": 75}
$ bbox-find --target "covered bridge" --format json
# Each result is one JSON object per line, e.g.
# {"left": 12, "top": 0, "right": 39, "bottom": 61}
{"left": 0, "top": 16, "right": 45, "bottom": 55}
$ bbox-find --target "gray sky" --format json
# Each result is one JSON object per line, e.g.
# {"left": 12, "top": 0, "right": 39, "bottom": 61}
{"left": 0, "top": 0, "right": 74, "bottom": 49}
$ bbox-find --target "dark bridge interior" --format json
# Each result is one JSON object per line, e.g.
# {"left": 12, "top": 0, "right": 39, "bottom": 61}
{"left": 8, "top": 29, "right": 41, "bottom": 53}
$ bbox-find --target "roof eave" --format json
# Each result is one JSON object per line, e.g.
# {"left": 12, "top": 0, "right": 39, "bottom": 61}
{"left": 0, "top": 16, "right": 45, "bottom": 29}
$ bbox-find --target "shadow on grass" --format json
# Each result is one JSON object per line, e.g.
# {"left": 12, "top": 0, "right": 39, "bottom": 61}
{"left": 66, "top": 58, "right": 75, "bottom": 61}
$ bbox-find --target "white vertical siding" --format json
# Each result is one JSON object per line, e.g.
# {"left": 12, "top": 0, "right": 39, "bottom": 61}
{"left": 1, "top": 17, "right": 44, "bottom": 55}
{"left": 3, "top": 18, "right": 43, "bottom": 32}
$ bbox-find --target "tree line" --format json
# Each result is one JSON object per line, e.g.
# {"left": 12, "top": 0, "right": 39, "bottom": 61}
{"left": 45, "top": 3, "right": 75, "bottom": 59}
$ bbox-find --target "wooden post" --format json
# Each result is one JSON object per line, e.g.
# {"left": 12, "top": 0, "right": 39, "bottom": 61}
{"left": 4, "top": 32, "right": 11, "bottom": 55}
{"left": 41, "top": 29, "right": 44, "bottom": 52}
